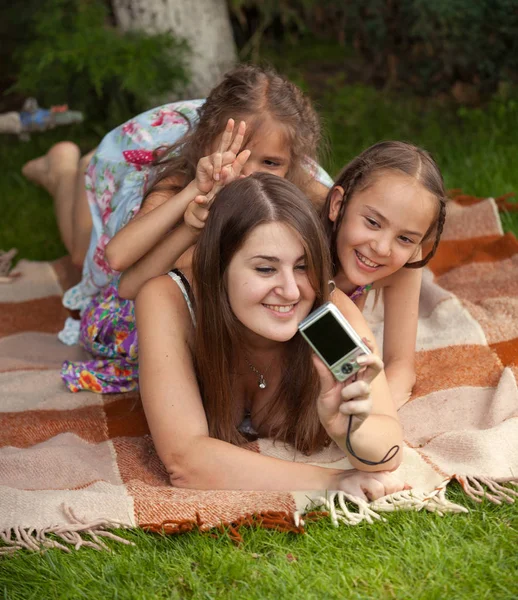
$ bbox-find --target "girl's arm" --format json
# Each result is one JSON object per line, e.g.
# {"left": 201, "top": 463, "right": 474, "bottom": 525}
{"left": 118, "top": 184, "right": 213, "bottom": 299}
{"left": 117, "top": 222, "right": 198, "bottom": 300}
{"left": 135, "top": 275, "right": 404, "bottom": 497}
{"left": 118, "top": 137, "right": 252, "bottom": 299}
{"left": 105, "top": 180, "right": 199, "bottom": 272}
{"left": 318, "top": 290, "right": 403, "bottom": 472}
{"left": 107, "top": 118, "right": 249, "bottom": 275}
{"left": 381, "top": 266, "right": 422, "bottom": 409}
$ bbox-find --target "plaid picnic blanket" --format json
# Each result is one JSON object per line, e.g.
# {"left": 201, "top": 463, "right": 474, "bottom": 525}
{"left": 1, "top": 194, "right": 517, "bottom": 553}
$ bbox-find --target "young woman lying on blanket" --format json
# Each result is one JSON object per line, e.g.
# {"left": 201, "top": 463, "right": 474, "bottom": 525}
{"left": 22, "top": 64, "right": 333, "bottom": 393}
{"left": 135, "top": 171, "right": 404, "bottom": 495}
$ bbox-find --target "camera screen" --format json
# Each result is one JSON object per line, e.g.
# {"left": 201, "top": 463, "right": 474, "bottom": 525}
{"left": 303, "top": 311, "right": 357, "bottom": 366}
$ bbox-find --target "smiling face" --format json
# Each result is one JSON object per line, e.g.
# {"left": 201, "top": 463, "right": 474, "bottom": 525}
{"left": 330, "top": 171, "right": 438, "bottom": 291}
{"left": 225, "top": 221, "right": 316, "bottom": 345}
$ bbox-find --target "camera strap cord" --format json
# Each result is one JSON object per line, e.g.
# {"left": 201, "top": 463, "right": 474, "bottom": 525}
{"left": 345, "top": 415, "right": 400, "bottom": 466}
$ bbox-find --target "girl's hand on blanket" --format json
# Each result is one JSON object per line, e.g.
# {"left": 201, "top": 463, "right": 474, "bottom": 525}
{"left": 195, "top": 119, "right": 251, "bottom": 194}
{"left": 338, "top": 470, "right": 406, "bottom": 501}
{"left": 314, "top": 344, "right": 384, "bottom": 441}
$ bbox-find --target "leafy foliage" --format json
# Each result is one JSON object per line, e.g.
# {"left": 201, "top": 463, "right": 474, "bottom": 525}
{"left": 10, "top": 0, "right": 189, "bottom": 126}
{"left": 341, "top": 0, "right": 518, "bottom": 96}
{"left": 229, "top": 0, "right": 310, "bottom": 60}
{"left": 228, "top": 0, "right": 518, "bottom": 100}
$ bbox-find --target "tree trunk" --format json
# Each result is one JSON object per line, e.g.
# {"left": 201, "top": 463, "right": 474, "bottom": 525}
{"left": 112, "top": 0, "right": 237, "bottom": 99}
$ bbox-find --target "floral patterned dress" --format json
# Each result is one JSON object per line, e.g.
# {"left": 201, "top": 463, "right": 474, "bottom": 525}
{"left": 60, "top": 100, "right": 335, "bottom": 394}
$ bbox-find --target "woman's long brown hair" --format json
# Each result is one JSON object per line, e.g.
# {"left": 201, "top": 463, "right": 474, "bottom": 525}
{"left": 192, "top": 173, "right": 332, "bottom": 454}
{"left": 147, "top": 64, "right": 323, "bottom": 202}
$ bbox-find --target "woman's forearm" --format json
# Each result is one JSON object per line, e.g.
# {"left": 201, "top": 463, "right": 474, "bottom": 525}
{"left": 105, "top": 180, "right": 200, "bottom": 272}
{"left": 118, "top": 224, "right": 198, "bottom": 299}
{"left": 339, "top": 414, "right": 403, "bottom": 473}
{"left": 166, "top": 435, "right": 345, "bottom": 491}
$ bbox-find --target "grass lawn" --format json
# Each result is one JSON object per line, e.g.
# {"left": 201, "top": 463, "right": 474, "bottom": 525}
{"left": 0, "top": 486, "right": 517, "bottom": 599}
{"left": 1, "top": 79, "right": 518, "bottom": 598}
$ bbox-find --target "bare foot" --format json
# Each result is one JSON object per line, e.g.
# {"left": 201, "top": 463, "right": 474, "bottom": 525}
{"left": 22, "top": 141, "right": 80, "bottom": 194}
{"left": 22, "top": 154, "right": 50, "bottom": 188}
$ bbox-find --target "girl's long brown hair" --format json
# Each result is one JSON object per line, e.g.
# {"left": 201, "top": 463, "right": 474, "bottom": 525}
{"left": 321, "top": 141, "right": 447, "bottom": 274}
{"left": 147, "top": 64, "right": 323, "bottom": 202}
{"left": 192, "top": 173, "right": 332, "bottom": 454}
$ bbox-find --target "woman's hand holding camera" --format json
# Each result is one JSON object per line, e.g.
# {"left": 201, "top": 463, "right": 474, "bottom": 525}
{"left": 314, "top": 339, "right": 383, "bottom": 444}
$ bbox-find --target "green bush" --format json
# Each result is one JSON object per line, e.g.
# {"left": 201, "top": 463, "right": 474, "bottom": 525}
{"left": 10, "top": 0, "right": 190, "bottom": 127}
{"left": 229, "top": 0, "right": 518, "bottom": 100}
{"left": 342, "top": 0, "right": 518, "bottom": 96}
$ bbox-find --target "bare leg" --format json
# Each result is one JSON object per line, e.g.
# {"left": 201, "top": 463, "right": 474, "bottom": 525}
{"left": 71, "top": 149, "right": 96, "bottom": 267}
{"left": 22, "top": 142, "right": 95, "bottom": 267}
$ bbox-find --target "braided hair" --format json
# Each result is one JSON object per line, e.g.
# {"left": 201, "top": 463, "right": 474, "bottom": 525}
{"left": 321, "top": 141, "right": 447, "bottom": 274}
{"left": 404, "top": 198, "right": 446, "bottom": 268}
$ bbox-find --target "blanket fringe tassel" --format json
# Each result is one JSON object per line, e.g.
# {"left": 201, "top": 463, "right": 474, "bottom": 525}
{"left": 455, "top": 475, "right": 518, "bottom": 505}
{"left": 310, "top": 479, "right": 469, "bottom": 527}
{"left": 3, "top": 478, "right": 517, "bottom": 553}
{"left": 142, "top": 510, "right": 313, "bottom": 546}
{"left": 0, "top": 504, "right": 134, "bottom": 555}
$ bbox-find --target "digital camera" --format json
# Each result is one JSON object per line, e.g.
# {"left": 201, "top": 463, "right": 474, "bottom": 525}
{"left": 298, "top": 302, "right": 371, "bottom": 382}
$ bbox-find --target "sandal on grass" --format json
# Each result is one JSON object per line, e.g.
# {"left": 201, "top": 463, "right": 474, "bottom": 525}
{"left": 0, "top": 248, "right": 21, "bottom": 283}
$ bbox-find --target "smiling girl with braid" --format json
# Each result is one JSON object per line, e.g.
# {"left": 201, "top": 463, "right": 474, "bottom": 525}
{"left": 321, "top": 141, "right": 448, "bottom": 410}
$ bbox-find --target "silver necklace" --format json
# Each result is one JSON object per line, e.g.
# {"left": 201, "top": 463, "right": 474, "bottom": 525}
{"left": 245, "top": 357, "right": 271, "bottom": 389}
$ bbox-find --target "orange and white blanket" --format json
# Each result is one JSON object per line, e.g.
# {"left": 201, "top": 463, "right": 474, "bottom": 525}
{"left": 1, "top": 195, "right": 517, "bottom": 553}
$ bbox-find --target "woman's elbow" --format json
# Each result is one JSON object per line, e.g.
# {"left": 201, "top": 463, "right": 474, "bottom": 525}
{"left": 164, "top": 456, "right": 204, "bottom": 489}
{"left": 168, "top": 470, "right": 204, "bottom": 489}
{"left": 168, "top": 468, "right": 192, "bottom": 489}
{"left": 388, "top": 360, "right": 416, "bottom": 388}
{"left": 376, "top": 427, "right": 404, "bottom": 472}
{"left": 407, "top": 368, "right": 417, "bottom": 391}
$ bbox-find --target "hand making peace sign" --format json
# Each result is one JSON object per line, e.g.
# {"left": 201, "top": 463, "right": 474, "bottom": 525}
{"left": 195, "top": 118, "right": 251, "bottom": 195}
{"left": 185, "top": 119, "right": 251, "bottom": 234}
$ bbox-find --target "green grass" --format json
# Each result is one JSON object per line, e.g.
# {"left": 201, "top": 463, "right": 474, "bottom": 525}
{"left": 1, "top": 487, "right": 517, "bottom": 599}
{"left": 1, "top": 78, "right": 518, "bottom": 598}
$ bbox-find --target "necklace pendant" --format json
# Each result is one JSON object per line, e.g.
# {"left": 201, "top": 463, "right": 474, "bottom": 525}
{"left": 258, "top": 376, "right": 267, "bottom": 389}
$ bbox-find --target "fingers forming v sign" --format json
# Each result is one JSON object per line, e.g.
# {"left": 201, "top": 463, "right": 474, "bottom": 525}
{"left": 188, "top": 119, "right": 251, "bottom": 235}
{"left": 214, "top": 119, "right": 251, "bottom": 181}
{"left": 213, "top": 118, "right": 246, "bottom": 181}
{"left": 204, "top": 119, "right": 251, "bottom": 205}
